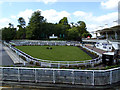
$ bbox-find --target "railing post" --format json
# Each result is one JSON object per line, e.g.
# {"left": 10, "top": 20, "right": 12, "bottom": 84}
{"left": 35, "top": 69, "right": 37, "bottom": 83}
{"left": 67, "top": 62, "right": 69, "bottom": 67}
{"left": 110, "top": 70, "right": 112, "bottom": 84}
{"left": 18, "top": 68, "right": 20, "bottom": 82}
{"left": 53, "top": 70, "right": 55, "bottom": 83}
{"left": 92, "top": 70, "right": 94, "bottom": 86}
{"left": 72, "top": 70, "right": 74, "bottom": 84}
{"left": 58, "top": 62, "right": 60, "bottom": 69}
{"left": 1, "top": 68, "right": 3, "bottom": 81}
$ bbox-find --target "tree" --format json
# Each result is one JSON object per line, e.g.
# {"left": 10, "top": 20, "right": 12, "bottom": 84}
{"left": 16, "top": 17, "right": 26, "bottom": 39}
{"left": 8, "top": 23, "right": 14, "bottom": 28}
{"left": 67, "top": 27, "right": 79, "bottom": 40}
{"left": 26, "top": 10, "right": 46, "bottom": 39}
{"left": 18, "top": 17, "right": 26, "bottom": 28}
{"left": 59, "top": 17, "right": 68, "bottom": 25}
{"left": 58, "top": 17, "right": 70, "bottom": 39}
{"left": 2, "top": 24, "right": 16, "bottom": 41}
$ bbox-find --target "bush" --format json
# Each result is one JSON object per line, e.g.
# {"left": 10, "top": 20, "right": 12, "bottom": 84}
{"left": 36, "top": 62, "right": 40, "bottom": 66}
{"left": 30, "top": 61, "right": 34, "bottom": 64}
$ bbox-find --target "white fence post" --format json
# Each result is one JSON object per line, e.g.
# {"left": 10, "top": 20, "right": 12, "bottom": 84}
{"left": 110, "top": 70, "right": 112, "bottom": 84}
{"left": 72, "top": 70, "right": 74, "bottom": 84}
{"left": 18, "top": 68, "right": 20, "bottom": 82}
{"left": 1, "top": 68, "right": 3, "bottom": 81}
{"left": 67, "top": 62, "right": 69, "bottom": 67}
{"left": 35, "top": 69, "right": 37, "bottom": 83}
{"left": 92, "top": 70, "right": 94, "bottom": 86}
{"left": 53, "top": 70, "right": 55, "bottom": 83}
{"left": 58, "top": 62, "right": 60, "bottom": 69}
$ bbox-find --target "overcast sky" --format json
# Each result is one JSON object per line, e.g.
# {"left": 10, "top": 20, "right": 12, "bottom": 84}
{"left": 0, "top": 0, "right": 119, "bottom": 32}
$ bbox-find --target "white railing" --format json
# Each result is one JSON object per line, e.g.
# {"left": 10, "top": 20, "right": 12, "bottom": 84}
{"left": 0, "top": 67, "right": 120, "bottom": 86}
{"left": 4, "top": 41, "right": 102, "bottom": 68}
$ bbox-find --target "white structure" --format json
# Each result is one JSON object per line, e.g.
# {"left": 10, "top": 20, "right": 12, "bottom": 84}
{"left": 109, "top": 41, "right": 120, "bottom": 50}
{"left": 49, "top": 34, "right": 58, "bottom": 39}
{"left": 95, "top": 40, "right": 113, "bottom": 51}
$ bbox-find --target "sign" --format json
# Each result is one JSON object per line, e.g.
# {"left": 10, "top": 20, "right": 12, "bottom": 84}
{"left": 49, "top": 34, "right": 58, "bottom": 39}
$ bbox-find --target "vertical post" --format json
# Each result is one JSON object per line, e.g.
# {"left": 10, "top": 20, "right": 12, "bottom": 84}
{"left": 92, "top": 70, "right": 94, "bottom": 86}
{"left": 67, "top": 62, "right": 69, "bottom": 67}
{"left": 18, "top": 68, "right": 20, "bottom": 82}
{"left": 115, "top": 31, "right": 118, "bottom": 40}
{"left": 58, "top": 62, "right": 60, "bottom": 69}
{"left": 92, "top": 62, "right": 94, "bottom": 68}
{"left": 53, "top": 70, "right": 55, "bottom": 83}
{"left": 110, "top": 70, "right": 112, "bottom": 84}
{"left": 35, "top": 69, "right": 37, "bottom": 83}
{"left": 72, "top": 70, "right": 74, "bottom": 84}
{"left": 106, "top": 32, "right": 108, "bottom": 39}
{"left": 1, "top": 68, "right": 3, "bottom": 81}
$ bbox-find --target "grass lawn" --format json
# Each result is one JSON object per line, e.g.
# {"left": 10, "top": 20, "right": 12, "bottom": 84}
{"left": 15, "top": 46, "right": 92, "bottom": 61}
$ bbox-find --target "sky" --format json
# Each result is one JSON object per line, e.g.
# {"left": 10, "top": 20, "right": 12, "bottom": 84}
{"left": 0, "top": 0, "right": 119, "bottom": 35}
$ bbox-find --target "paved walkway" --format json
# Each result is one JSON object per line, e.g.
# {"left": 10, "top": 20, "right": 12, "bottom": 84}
{"left": 0, "top": 42, "right": 14, "bottom": 66}
{"left": 3, "top": 46, "right": 27, "bottom": 64}
{"left": 85, "top": 44, "right": 106, "bottom": 55}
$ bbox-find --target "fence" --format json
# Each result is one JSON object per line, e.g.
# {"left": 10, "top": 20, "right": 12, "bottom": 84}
{"left": 0, "top": 67, "right": 120, "bottom": 86}
{"left": 3, "top": 41, "right": 102, "bottom": 68}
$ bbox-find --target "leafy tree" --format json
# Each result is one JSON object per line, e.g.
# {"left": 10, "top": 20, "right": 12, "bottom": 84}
{"left": 18, "top": 17, "right": 26, "bottom": 28}
{"left": 67, "top": 27, "right": 79, "bottom": 40}
{"left": 26, "top": 10, "right": 46, "bottom": 39}
{"left": 2, "top": 24, "right": 16, "bottom": 41}
{"left": 16, "top": 17, "right": 26, "bottom": 39}
{"left": 58, "top": 17, "right": 70, "bottom": 38}
{"left": 59, "top": 17, "right": 68, "bottom": 25}
{"left": 8, "top": 23, "right": 14, "bottom": 28}
{"left": 1, "top": 10, "right": 91, "bottom": 41}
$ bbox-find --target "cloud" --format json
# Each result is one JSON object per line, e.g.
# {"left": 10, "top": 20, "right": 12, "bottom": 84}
{"left": 11, "top": 15, "right": 17, "bottom": 19}
{"left": 17, "top": 9, "right": 34, "bottom": 23}
{"left": 11, "top": 9, "right": 70, "bottom": 25}
{"left": 0, "top": 9, "right": 71, "bottom": 29}
{"left": 0, "top": 1, "right": 3, "bottom": 4}
{"left": 41, "top": 9, "right": 70, "bottom": 23}
{"left": 73, "top": 11, "right": 87, "bottom": 17}
{"left": 93, "top": 12, "right": 118, "bottom": 23}
{"left": 0, "top": 18, "right": 10, "bottom": 23}
{"left": 0, "top": 18, "right": 11, "bottom": 28}
{"left": 0, "top": 8, "right": 118, "bottom": 33}
{"left": 101, "top": 0, "right": 119, "bottom": 10}
{"left": 73, "top": 10, "right": 118, "bottom": 32}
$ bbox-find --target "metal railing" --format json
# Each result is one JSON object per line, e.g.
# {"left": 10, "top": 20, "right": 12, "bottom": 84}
{"left": 0, "top": 67, "right": 120, "bottom": 86}
{"left": 4, "top": 41, "right": 102, "bottom": 68}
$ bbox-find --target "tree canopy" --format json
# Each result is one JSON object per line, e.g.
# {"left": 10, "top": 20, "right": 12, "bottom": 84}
{"left": 1, "top": 10, "right": 92, "bottom": 41}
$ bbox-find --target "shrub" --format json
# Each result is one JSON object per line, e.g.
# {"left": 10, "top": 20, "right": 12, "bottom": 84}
{"left": 30, "top": 61, "right": 33, "bottom": 64}
{"left": 36, "top": 62, "right": 40, "bottom": 66}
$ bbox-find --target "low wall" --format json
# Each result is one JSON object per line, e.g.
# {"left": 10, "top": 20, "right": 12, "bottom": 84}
{"left": 0, "top": 67, "right": 120, "bottom": 86}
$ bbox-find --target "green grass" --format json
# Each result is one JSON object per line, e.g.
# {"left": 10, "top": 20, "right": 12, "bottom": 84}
{"left": 15, "top": 46, "right": 92, "bottom": 61}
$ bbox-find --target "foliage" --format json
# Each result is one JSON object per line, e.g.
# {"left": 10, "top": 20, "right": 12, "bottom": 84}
{"left": 1, "top": 10, "right": 92, "bottom": 40}
{"left": 67, "top": 27, "right": 79, "bottom": 40}
{"left": 2, "top": 27, "right": 16, "bottom": 41}
{"left": 26, "top": 10, "right": 46, "bottom": 39}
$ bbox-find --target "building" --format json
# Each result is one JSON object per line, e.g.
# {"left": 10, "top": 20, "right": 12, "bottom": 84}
{"left": 83, "top": 25, "right": 120, "bottom": 51}
{"left": 97, "top": 25, "right": 120, "bottom": 40}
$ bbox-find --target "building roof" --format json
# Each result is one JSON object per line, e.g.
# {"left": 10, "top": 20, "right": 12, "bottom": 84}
{"left": 97, "top": 25, "right": 120, "bottom": 33}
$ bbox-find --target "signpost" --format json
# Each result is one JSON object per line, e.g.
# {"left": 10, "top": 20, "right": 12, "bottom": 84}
{"left": 49, "top": 34, "right": 58, "bottom": 39}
